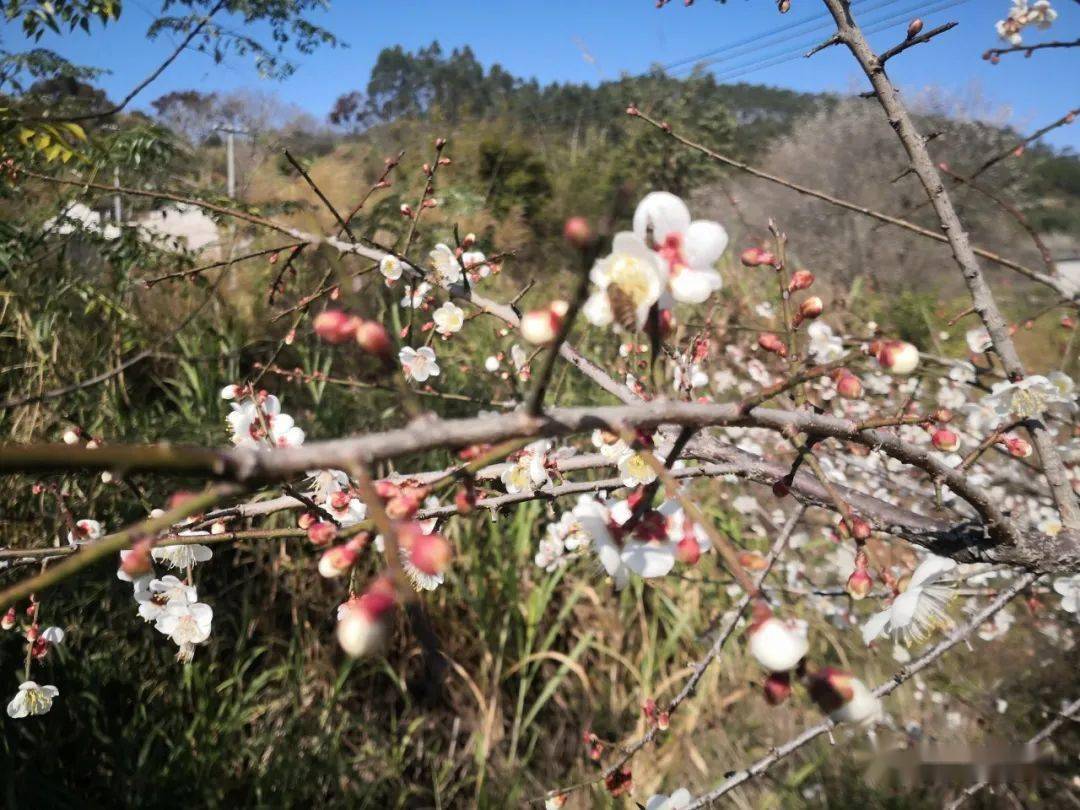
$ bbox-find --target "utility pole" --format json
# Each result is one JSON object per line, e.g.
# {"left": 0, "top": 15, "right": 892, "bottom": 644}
{"left": 226, "top": 130, "right": 235, "bottom": 199}
{"left": 112, "top": 167, "right": 122, "bottom": 222}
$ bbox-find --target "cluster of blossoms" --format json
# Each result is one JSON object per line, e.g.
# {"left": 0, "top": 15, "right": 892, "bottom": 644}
{"left": 221, "top": 386, "right": 305, "bottom": 449}
{"left": 116, "top": 506, "right": 217, "bottom": 664}
{"left": 995, "top": 0, "right": 1058, "bottom": 45}
{"left": 4, "top": 605, "right": 64, "bottom": 719}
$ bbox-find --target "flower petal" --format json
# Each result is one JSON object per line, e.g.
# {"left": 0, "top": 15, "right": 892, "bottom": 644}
{"left": 684, "top": 219, "right": 729, "bottom": 269}
{"left": 633, "top": 192, "right": 691, "bottom": 244}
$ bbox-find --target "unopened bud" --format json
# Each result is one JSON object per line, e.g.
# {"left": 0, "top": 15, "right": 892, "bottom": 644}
{"left": 740, "top": 247, "right": 776, "bottom": 268}
{"left": 876, "top": 340, "right": 920, "bottom": 375}
{"left": 737, "top": 550, "right": 768, "bottom": 571}
{"left": 454, "top": 485, "right": 476, "bottom": 515}
{"left": 355, "top": 320, "right": 393, "bottom": 358}
{"left": 1004, "top": 436, "right": 1033, "bottom": 458}
{"left": 787, "top": 269, "right": 814, "bottom": 292}
{"left": 319, "top": 545, "right": 359, "bottom": 578}
{"left": 837, "top": 515, "right": 872, "bottom": 541}
{"left": 798, "top": 296, "right": 823, "bottom": 321}
{"left": 307, "top": 521, "right": 337, "bottom": 547}
{"left": 906, "top": 18, "right": 923, "bottom": 38}
{"left": 835, "top": 372, "right": 863, "bottom": 400}
{"left": 758, "top": 332, "right": 788, "bottom": 358}
{"left": 119, "top": 538, "right": 153, "bottom": 579}
{"left": 931, "top": 428, "right": 959, "bottom": 453}
{"left": 846, "top": 565, "right": 873, "bottom": 600}
{"left": 313, "top": 310, "right": 358, "bottom": 344}
{"left": 62, "top": 428, "right": 81, "bottom": 445}
{"left": 399, "top": 204, "right": 414, "bottom": 218}
{"left": 675, "top": 536, "right": 701, "bottom": 566}
{"left": 1, "top": 607, "right": 16, "bottom": 630}
{"left": 563, "top": 216, "right": 592, "bottom": 249}
{"left": 434, "top": 137, "right": 447, "bottom": 149}
{"left": 461, "top": 232, "right": 476, "bottom": 249}
{"left": 521, "top": 300, "right": 568, "bottom": 346}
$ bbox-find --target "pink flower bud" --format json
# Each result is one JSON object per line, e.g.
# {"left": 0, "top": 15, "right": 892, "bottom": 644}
{"left": 876, "top": 340, "right": 920, "bottom": 375}
{"left": 740, "top": 247, "right": 775, "bottom": 267}
{"left": 563, "top": 216, "right": 592, "bottom": 249}
{"left": 520, "top": 301, "right": 567, "bottom": 346}
{"left": 313, "top": 310, "right": 358, "bottom": 344}
{"left": 434, "top": 137, "right": 447, "bottom": 149}
{"left": 1, "top": 607, "right": 16, "bottom": 630}
{"left": 675, "top": 536, "right": 701, "bottom": 566}
{"left": 399, "top": 204, "right": 413, "bottom": 218}
{"left": 409, "top": 531, "right": 452, "bottom": 576}
{"left": 906, "top": 18, "right": 923, "bottom": 38}
{"left": 836, "top": 515, "right": 872, "bottom": 541}
{"left": 355, "top": 320, "right": 393, "bottom": 358}
{"left": 657, "top": 711, "right": 669, "bottom": 730}
{"left": 787, "top": 269, "right": 814, "bottom": 292}
{"left": 337, "top": 582, "right": 395, "bottom": 658}
{"left": 931, "top": 428, "right": 959, "bottom": 453}
{"left": 319, "top": 545, "right": 359, "bottom": 578}
{"left": 737, "top": 550, "right": 768, "bottom": 571}
{"left": 1004, "top": 436, "right": 1033, "bottom": 458}
{"left": 835, "top": 372, "right": 863, "bottom": 400}
{"left": 454, "top": 486, "right": 476, "bottom": 515}
{"left": 846, "top": 565, "right": 873, "bottom": 600}
{"left": 307, "top": 521, "right": 337, "bottom": 547}
{"left": 758, "top": 332, "right": 788, "bottom": 357}
{"left": 798, "top": 296, "right": 823, "bottom": 320}
{"left": 120, "top": 539, "right": 153, "bottom": 579}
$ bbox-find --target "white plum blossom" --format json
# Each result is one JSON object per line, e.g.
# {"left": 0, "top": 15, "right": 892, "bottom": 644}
{"left": 632, "top": 191, "right": 728, "bottom": 304}
{"left": 573, "top": 496, "right": 679, "bottom": 590}
{"left": 461, "top": 250, "right": 489, "bottom": 278}
{"left": 432, "top": 301, "right": 465, "bottom": 336}
{"left": 862, "top": 555, "right": 957, "bottom": 647}
{"left": 583, "top": 232, "right": 665, "bottom": 331}
{"left": 401, "top": 281, "right": 432, "bottom": 309}
{"left": 6, "top": 681, "right": 59, "bottom": 719}
{"left": 225, "top": 392, "right": 305, "bottom": 449}
{"left": 152, "top": 538, "right": 213, "bottom": 571}
{"left": 982, "top": 375, "right": 1064, "bottom": 419}
{"left": 429, "top": 243, "right": 463, "bottom": 286}
{"left": 616, "top": 449, "right": 657, "bottom": 488}
{"left": 997, "top": 0, "right": 1057, "bottom": 44}
{"left": 500, "top": 441, "right": 552, "bottom": 494}
{"left": 379, "top": 254, "right": 403, "bottom": 284}
{"left": 156, "top": 600, "right": 213, "bottom": 661}
{"left": 534, "top": 509, "right": 593, "bottom": 571}
{"left": 592, "top": 429, "right": 630, "bottom": 461}
{"left": 135, "top": 575, "right": 197, "bottom": 623}
{"left": 67, "top": 518, "right": 103, "bottom": 547}
{"left": 806, "top": 321, "right": 845, "bottom": 362}
{"left": 965, "top": 327, "right": 992, "bottom": 354}
{"left": 373, "top": 534, "right": 444, "bottom": 591}
{"left": 399, "top": 346, "right": 440, "bottom": 382}
{"left": 1053, "top": 575, "right": 1079, "bottom": 615}
{"left": 645, "top": 788, "right": 692, "bottom": 810}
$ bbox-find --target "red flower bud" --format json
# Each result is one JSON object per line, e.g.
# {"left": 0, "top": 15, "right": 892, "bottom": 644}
{"left": 931, "top": 428, "right": 959, "bottom": 453}
{"left": 787, "top": 269, "right": 815, "bottom": 292}
{"left": 307, "top": 521, "right": 337, "bottom": 547}
{"left": 740, "top": 247, "right": 776, "bottom": 267}
{"left": 313, "top": 310, "right": 358, "bottom": 344}
{"left": 355, "top": 320, "right": 393, "bottom": 358}
{"left": 563, "top": 216, "right": 593, "bottom": 249}
{"left": 758, "top": 332, "right": 788, "bottom": 357}
{"left": 675, "top": 536, "right": 701, "bottom": 566}
{"left": 835, "top": 372, "right": 863, "bottom": 400}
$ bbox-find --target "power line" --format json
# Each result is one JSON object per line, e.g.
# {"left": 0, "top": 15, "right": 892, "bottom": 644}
{"left": 684, "top": 0, "right": 970, "bottom": 82}
{"left": 656, "top": 0, "right": 911, "bottom": 72}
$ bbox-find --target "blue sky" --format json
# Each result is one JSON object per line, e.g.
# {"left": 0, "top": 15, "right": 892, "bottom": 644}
{"left": 5, "top": 0, "right": 1079, "bottom": 148}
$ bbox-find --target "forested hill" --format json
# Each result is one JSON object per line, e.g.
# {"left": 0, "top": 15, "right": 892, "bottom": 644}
{"left": 326, "top": 41, "right": 828, "bottom": 156}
